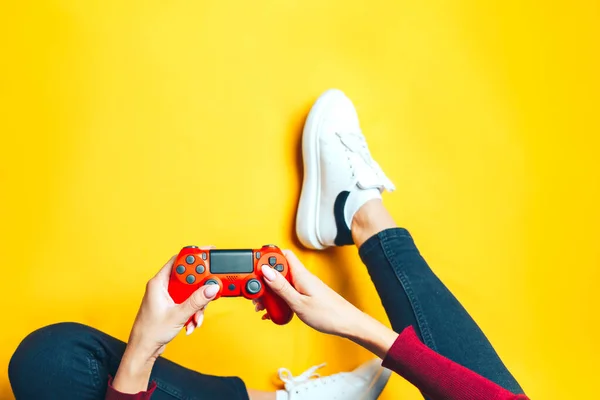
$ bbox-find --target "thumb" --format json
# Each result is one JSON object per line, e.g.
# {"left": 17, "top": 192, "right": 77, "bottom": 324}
{"left": 282, "top": 249, "right": 320, "bottom": 292}
{"left": 261, "top": 265, "right": 302, "bottom": 306}
{"left": 178, "top": 284, "right": 219, "bottom": 321}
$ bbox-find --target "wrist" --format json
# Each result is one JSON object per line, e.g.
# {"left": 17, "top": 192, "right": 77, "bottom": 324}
{"left": 345, "top": 312, "right": 399, "bottom": 359}
{"left": 338, "top": 309, "right": 370, "bottom": 339}
{"left": 127, "top": 333, "right": 162, "bottom": 361}
{"left": 124, "top": 340, "right": 159, "bottom": 368}
{"left": 112, "top": 342, "right": 157, "bottom": 394}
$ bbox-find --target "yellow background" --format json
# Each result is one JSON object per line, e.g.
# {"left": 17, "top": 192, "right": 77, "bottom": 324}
{"left": 1, "top": 0, "right": 599, "bottom": 399}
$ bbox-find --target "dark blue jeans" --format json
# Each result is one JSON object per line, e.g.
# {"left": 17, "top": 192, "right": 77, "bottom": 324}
{"left": 8, "top": 322, "right": 249, "bottom": 400}
{"left": 9, "top": 227, "right": 523, "bottom": 399}
{"left": 359, "top": 228, "right": 524, "bottom": 395}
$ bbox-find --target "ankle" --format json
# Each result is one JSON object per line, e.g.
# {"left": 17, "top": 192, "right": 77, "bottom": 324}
{"left": 248, "top": 389, "right": 277, "bottom": 400}
{"left": 351, "top": 199, "right": 397, "bottom": 248}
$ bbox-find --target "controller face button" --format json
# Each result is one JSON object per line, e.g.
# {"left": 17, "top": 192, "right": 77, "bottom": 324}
{"left": 268, "top": 257, "right": 277, "bottom": 266}
{"left": 185, "top": 255, "right": 195, "bottom": 264}
{"left": 205, "top": 279, "right": 219, "bottom": 286}
{"left": 184, "top": 245, "right": 198, "bottom": 249}
{"left": 201, "top": 253, "right": 207, "bottom": 260}
{"left": 255, "top": 252, "right": 261, "bottom": 259}
{"left": 275, "top": 264, "right": 284, "bottom": 272}
{"left": 195, "top": 265, "right": 205, "bottom": 274}
{"left": 186, "top": 274, "right": 196, "bottom": 284}
{"left": 176, "top": 265, "right": 186, "bottom": 274}
{"left": 246, "top": 279, "right": 261, "bottom": 294}
{"left": 228, "top": 283, "right": 236, "bottom": 291}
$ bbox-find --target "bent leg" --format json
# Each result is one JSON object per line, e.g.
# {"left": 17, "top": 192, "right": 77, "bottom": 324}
{"left": 9, "top": 322, "right": 249, "bottom": 400}
{"left": 354, "top": 200, "right": 524, "bottom": 394}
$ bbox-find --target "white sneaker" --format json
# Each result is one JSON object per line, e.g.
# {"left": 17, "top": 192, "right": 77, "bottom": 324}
{"left": 296, "top": 89, "right": 395, "bottom": 249}
{"left": 277, "top": 359, "right": 392, "bottom": 400}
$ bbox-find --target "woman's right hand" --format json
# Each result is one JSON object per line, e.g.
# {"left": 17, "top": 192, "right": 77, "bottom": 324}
{"left": 257, "top": 250, "right": 366, "bottom": 338}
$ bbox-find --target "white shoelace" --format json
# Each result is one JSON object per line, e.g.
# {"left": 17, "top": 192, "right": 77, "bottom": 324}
{"left": 337, "top": 131, "right": 372, "bottom": 164}
{"left": 336, "top": 131, "right": 395, "bottom": 191}
{"left": 278, "top": 363, "right": 328, "bottom": 391}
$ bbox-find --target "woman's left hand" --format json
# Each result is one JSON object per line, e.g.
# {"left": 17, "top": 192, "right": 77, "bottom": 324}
{"left": 112, "top": 249, "right": 219, "bottom": 394}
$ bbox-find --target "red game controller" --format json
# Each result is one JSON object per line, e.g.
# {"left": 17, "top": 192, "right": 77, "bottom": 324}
{"left": 168, "top": 244, "right": 294, "bottom": 325}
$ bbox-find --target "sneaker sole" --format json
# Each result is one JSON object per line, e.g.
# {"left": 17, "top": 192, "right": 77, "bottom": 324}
{"left": 296, "top": 89, "right": 346, "bottom": 250}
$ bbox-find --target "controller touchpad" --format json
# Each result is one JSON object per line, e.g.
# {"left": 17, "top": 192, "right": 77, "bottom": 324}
{"left": 210, "top": 250, "right": 253, "bottom": 274}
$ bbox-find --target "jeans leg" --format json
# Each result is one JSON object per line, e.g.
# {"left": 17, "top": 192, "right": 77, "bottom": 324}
{"left": 9, "top": 322, "right": 249, "bottom": 400}
{"left": 359, "top": 228, "right": 524, "bottom": 395}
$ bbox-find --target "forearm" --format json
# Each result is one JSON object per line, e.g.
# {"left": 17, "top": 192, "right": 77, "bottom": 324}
{"left": 343, "top": 311, "right": 399, "bottom": 359}
{"left": 343, "top": 314, "right": 529, "bottom": 400}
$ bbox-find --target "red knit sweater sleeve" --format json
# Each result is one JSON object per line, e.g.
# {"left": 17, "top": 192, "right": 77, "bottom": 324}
{"left": 105, "top": 376, "right": 156, "bottom": 400}
{"left": 382, "top": 326, "right": 528, "bottom": 400}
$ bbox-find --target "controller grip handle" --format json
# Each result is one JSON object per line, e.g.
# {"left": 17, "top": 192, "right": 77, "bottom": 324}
{"left": 262, "top": 267, "right": 294, "bottom": 325}
{"left": 262, "top": 280, "right": 294, "bottom": 325}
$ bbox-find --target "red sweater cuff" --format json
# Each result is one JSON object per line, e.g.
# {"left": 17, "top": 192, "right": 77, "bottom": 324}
{"left": 382, "top": 326, "right": 528, "bottom": 400}
{"left": 105, "top": 376, "right": 157, "bottom": 400}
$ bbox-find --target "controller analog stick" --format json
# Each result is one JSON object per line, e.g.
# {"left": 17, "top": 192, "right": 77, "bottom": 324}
{"left": 205, "top": 279, "right": 219, "bottom": 286}
{"left": 246, "top": 279, "right": 261, "bottom": 294}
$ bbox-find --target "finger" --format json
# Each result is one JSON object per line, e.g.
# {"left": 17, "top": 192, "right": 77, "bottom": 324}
{"left": 282, "top": 249, "right": 322, "bottom": 290}
{"left": 186, "top": 323, "right": 195, "bottom": 336}
{"left": 184, "top": 308, "right": 205, "bottom": 335}
{"left": 261, "top": 313, "right": 271, "bottom": 320}
{"left": 193, "top": 309, "right": 205, "bottom": 328}
{"left": 282, "top": 250, "right": 312, "bottom": 276}
{"left": 253, "top": 298, "right": 265, "bottom": 311}
{"left": 155, "top": 255, "right": 177, "bottom": 281}
{"left": 261, "top": 264, "right": 302, "bottom": 306}
{"left": 178, "top": 284, "right": 219, "bottom": 320}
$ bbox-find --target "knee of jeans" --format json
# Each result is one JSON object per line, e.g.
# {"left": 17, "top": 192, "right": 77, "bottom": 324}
{"left": 9, "top": 322, "right": 97, "bottom": 390}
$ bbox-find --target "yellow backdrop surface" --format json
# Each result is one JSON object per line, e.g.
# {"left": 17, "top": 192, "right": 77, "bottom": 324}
{"left": 1, "top": 1, "right": 599, "bottom": 399}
